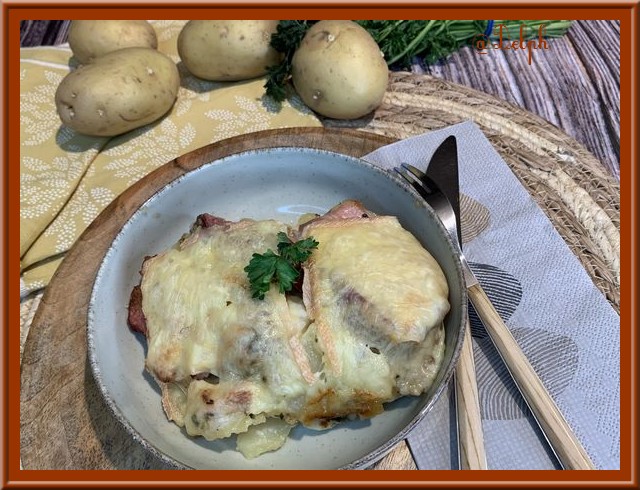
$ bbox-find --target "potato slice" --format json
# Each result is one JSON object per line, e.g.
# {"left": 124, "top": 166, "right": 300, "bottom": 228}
{"left": 236, "top": 417, "right": 294, "bottom": 459}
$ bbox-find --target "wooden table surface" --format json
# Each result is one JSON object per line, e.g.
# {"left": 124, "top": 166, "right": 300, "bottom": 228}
{"left": 19, "top": 20, "right": 621, "bottom": 179}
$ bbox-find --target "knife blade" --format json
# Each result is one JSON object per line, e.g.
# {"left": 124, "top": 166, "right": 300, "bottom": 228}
{"left": 425, "top": 136, "right": 462, "bottom": 245}
{"left": 424, "top": 136, "right": 487, "bottom": 470}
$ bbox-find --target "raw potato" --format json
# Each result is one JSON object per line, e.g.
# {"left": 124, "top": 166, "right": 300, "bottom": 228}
{"left": 178, "top": 20, "right": 281, "bottom": 81}
{"left": 291, "top": 20, "right": 389, "bottom": 119}
{"left": 68, "top": 20, "right": 158, "bottom": 64}
{"left": 55, "top": 47, "right": 180, "bottom": 137}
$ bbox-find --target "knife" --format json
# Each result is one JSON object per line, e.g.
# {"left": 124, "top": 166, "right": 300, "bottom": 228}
{"left": 400, "top": 136, "right": 596, "bottom": 470}
{"left": 423, "top": 136, "right": 487, "bottom": 470}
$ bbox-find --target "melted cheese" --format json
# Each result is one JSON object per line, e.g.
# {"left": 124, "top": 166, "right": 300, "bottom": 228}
{"left": 137, "top": 208, "right": 449, "bottom": 457}
{"left": 141, "top": 220, "right": 307, "bottom": 387}
{"left": 299, "top": 215, "right": 448, "bottom": 410}
{"left": 303, "top": 216, "right": 449, "bottom": 344}
{"left": 141, "top": 219, "right": 314, "bottom": 442}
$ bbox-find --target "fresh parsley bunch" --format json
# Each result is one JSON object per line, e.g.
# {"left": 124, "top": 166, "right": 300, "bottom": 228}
{"left": 264, "top": 20, "right": 572, "bottom": 101}
{"left": 357, "top": 20, "right": 573, "bottom": 66}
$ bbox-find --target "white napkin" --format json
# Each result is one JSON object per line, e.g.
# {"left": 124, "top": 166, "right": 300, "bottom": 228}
{"left": 363, "top": 121, "right": 620, "bottom": 470}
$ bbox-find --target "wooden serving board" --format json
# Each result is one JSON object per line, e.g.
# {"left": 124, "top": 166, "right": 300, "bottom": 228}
{"left": 19, "top": 127, "right": 417, "bottom": 470}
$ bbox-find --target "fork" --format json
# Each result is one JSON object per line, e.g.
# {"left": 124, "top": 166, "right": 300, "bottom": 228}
{"left": 395, "top": 164, "right": 487, "bottom": 470}
{"left": 395, "top": 163, "right": 595, "bottom": 471}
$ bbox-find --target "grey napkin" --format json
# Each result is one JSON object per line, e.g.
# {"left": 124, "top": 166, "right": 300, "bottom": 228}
{"left": 363, "top": 121, "right": 620, "bottom": 470}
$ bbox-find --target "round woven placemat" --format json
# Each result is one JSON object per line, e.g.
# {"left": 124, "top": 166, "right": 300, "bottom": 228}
{"left": 323, "top": 72, "right": 620, "bottom": 315}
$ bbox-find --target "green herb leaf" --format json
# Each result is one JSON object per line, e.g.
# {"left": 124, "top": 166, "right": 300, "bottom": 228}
{"left": 276, "top": 232, "right": 319, "bottom": 264}
{"left": 271, "top": 21, "right": 314, "bottom": 53}
{"left": 244, "top": 233, "right": 319, "bottom": 300}
{"left": 245, "top": 250, "right": 278, "bottom": 300}
{"left": 273, "top": 256, "right": 300, "bottom": 294}
{"left": 264, "top": 21, "right": 317, "bottom": 103}
{"left": 264, "top": 63, "right": 290, "bottom": 102}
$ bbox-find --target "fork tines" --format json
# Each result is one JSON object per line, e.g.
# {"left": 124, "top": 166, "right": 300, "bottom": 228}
{"left": 400, "top": 163, "right": 426, "bottom": 180}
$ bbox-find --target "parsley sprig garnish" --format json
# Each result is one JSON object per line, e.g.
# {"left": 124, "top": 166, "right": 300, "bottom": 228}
{"left": 244, "top": 232, "right": 319, "bottom": 300}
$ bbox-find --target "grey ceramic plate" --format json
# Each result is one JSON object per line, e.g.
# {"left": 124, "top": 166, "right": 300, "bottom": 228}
{"left": 87, "top": 147, "right": 466, "bottom": 470}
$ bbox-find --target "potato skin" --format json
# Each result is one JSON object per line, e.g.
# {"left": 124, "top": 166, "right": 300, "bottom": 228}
{"left": 68, "top": 20, "right": 158, "bottom": 64}
{"left": 291, "top": 20, "right": 389, "bottom": 119}
{"left": 55, "top": 47, "right": 180, "bottom": 137}
{"left": 178, "top": 20, "right": 281, "bottom": 81}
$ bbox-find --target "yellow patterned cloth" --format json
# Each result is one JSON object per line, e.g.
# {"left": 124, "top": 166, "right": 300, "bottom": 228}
{"left": 20, "top": 20, "right": 321, "bottom": 295}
